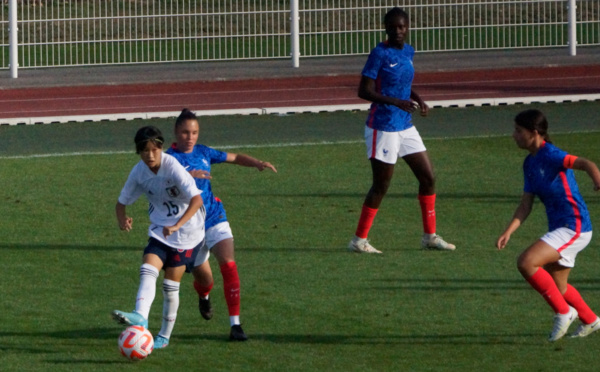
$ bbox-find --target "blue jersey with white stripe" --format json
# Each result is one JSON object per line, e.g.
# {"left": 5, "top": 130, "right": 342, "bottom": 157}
{"left": 361, "top": 42, "right": 415, "bottom": 132}
{"left": 523, "top": 142, "right": 591, "bottom": 232}
{"left": 166, "top": 144, "right": 228, "bottom": 227}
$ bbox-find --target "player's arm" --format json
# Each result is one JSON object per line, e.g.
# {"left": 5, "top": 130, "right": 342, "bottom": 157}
{"left": 189, "top": 169, "right": 212, "bottom": 179}
{"left": 496, "top": 192, "right": 534, "bottom": 250}
{"left": 410, "top": 89, "right": 429, "bottom": 117}
{"left": 116, "top": 202, "right": 133, "bottom": 231}
{"left": 570, "top": 156, "right": 600, "bottom": 191}
{"left": 163, "top": 195, "right": 203, "bottom": 237}
{"left": 225, "top": 153, "right": 277, "bottom": 173}
{"left": 358, "top": 75, "right": 417, "bottom": 113}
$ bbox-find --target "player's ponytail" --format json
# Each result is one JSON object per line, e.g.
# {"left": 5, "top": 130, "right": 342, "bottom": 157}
{"left": 175, "top": 108, "right": 198, "bottom": 128}
{"left": 514, "top": 109, "right": 551, "bottom": 143}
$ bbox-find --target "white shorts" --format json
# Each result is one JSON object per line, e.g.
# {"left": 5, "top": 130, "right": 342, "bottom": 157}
{"left": 540, "top": 228, "right": 592, "bottom": 268}
{"left": 194, "top": 222, "right": 233, "bottom": 267}
{"left": 365, "top": 126, "right": 426, "bottom": 165}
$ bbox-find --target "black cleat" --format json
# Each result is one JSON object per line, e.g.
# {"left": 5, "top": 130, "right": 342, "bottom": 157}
{"left": 229, "top": 324, "right": 248, "bottom": 341}
{"left": 199, "top": 297, "right": 213, "bottom": 320}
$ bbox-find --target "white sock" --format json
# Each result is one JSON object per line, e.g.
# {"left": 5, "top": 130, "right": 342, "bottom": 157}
{"left": 134, "top": 263, "right": 159, "bottom": 319}
{"left": 158, "top": 279, "right": 180, "bottom": 340}
{"left": 423, "top": 233, "right": 435, "bottom": 240}
{"left": 230, "top": 315, "right": 240, "bottom": 327}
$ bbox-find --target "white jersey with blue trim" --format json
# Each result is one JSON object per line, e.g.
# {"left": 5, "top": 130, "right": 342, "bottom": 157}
{"left": 361, "top": 41, "right": 415, "bottom": 132}
{"left": 118, "top": 152, "right": 205, "bottom": 250}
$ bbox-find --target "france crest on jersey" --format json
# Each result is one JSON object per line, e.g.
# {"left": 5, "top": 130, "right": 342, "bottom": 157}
{"left": 362, "top": 41, "right": 415, "bottom": 132}
{"left": 523, "top": 142, "right": 591, "bottom": 232}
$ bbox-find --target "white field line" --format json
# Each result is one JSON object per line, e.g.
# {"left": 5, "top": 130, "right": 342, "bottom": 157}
{"left": 3, "top": 130, "right": 600, "bottom": 161}
{"left": 1, "top": 94, "right": 599, "bottom": 125}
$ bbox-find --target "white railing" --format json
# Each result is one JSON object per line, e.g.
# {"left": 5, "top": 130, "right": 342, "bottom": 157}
{"left": 2, "top": 1, "right": 599, "bottom": 74}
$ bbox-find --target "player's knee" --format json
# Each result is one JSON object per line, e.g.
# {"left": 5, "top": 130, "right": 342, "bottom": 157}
{"left": 192, "top": 266, "right": 213, "bottom": 286}
{"left": 516, "top": 252, "right": 537, "bottom": 276}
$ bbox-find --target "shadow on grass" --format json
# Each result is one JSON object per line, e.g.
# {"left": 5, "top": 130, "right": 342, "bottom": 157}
{"left": 0, "top": 326, "right": 543, "bottom": 346}
{"left": 174, "top": 332, "right": 543, "bottom": 346}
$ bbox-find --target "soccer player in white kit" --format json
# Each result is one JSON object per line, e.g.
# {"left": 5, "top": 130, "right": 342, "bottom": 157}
{"left": 112, "top": 126, "right": 208, "bottom": 349}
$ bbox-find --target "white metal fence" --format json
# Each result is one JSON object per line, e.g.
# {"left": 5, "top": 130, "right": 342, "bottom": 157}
{"left": 2, "top": 0, "right": 599, "bottom": 70}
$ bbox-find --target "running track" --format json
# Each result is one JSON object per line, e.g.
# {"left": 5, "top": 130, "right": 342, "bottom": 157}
{"left": 1, "top": 65, "right": 599, "bottom": 124}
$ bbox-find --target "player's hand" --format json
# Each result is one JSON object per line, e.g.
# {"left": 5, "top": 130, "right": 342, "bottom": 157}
{"left": 419, "top": 102, "right": 430, "bottom": 117}
{"left": 119, "top": 217, "right": 133, "bottom": 232}
{"left": 189, "top": 169, "right": 212, "bottom": 179}
{"left": 257, "top": 161, "right": 277, "bottom": 173}
{"left": 496, "top": 234, "right": 510, "bottom": 250}
{"left": 396, "top": 100, "right": 418, "bottom": 113}
{"left": 163, "top": 225, "right": 179, "bottom": 238}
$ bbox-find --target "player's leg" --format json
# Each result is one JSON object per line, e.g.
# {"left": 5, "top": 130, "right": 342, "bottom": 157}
{"left": 517, "top": 240, "right": 577, "bottom": 341}
{"left": 112, "top": 241, "right": 166, "bottom": 328}
{"left": 403, "top": 144, "right": 455, "bottom": 251}
{"left": 563, "top": 282, "right": 600, "bottom": 337}
{"left": 192, "top": 251, "right": 214, "bottom": 320}
{"left": 211, "top": 235, "right": 247, "bottom": 341}
{"left": 155, "top": 244, "right": 201, "bottom": 348}
{"left": 547, "top": 231, "right": 599, "bottom": 338}
{"left": 349, "top": 128, "right": 398, "bottom": 254}
{"left": 349, "top": 158, "right": 393, "bottom": 254}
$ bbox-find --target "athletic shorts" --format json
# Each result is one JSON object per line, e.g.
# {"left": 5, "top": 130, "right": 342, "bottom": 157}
{"left": 365, "top": 125, "right": 426, "bottom": 165}
{"left": 193, "top": 222, "right": 233, "bottom": 267}
{"left": 143, "top": 237, "right": 204, "bottom": 272}
{"left": 540, "top": 228, "right": 592, "bottom": 268}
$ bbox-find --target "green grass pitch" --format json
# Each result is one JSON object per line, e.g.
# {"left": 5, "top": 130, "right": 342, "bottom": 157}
{"left": 0, "top": 101, "right": 599, "bottom": 371}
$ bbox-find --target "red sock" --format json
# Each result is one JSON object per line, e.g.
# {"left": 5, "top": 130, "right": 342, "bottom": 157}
{"left": 193, "top": 280, "right": 213, "bottom": 298}
{"left": 355, "top": 204, "right": 378, "bottom": 239}
{"left": 564, "top": 284, "right": 597, "bottom": 324}
{"left": 418, "top": 194, "right": 436, "bottom": 234}
{"left": 221, "top": 262, "right": 241, "bottom": 317}
{"left": 526, "top": 268, "right": 570, "bottom": 314}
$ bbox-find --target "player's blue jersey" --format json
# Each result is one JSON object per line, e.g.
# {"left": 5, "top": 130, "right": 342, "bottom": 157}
{"left": 166, "top": 144, "right": 228, "bottom": 229}
{"left": 361, "top": 41, "right": 415, "bottom": 132}
{"left": 523, "top": 142, "right": 591, "bottom": 233}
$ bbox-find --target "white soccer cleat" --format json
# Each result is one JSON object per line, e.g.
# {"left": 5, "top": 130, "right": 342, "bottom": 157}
{"left": 421, "top": 234, "right": 456, "bottom": 251}
{"left": 348, "top": 237, "right": 382, "bottom": 254}
{"left": 548, "top": 306, "right": 578, "bottom": 342}
{"left": 570, "top": 317, "right": 600, "bottom": 338}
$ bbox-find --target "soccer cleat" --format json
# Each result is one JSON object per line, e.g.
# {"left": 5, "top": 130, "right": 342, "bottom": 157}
{"left": 199, "top": 296, "right": 213, "bottom": 320}
{"left": 154, "top": 335, "right": 169, "bottom": 349}
{"left": 230, "top": 324, "right": 248, "bottom": 341}
{"left": 112, "top": 310, "right": 148, "bottom": 329}
{"left": 347, "top": 237, "right": 382, "bottom": 254}
{"left": 548, "top": 306, "right": 578, "bottom": 342}
{"left": 421, "top": 234, "right": 456, "bottom": 251}
{"left": 570, "top": 317, "right": 600, "bottom": 338}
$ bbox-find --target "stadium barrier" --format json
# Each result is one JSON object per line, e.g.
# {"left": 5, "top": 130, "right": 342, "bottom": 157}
{"left": 2, "top": 0, "right": 599, "bottom": 78}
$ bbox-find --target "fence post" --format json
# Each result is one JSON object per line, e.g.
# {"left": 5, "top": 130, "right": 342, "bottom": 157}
{"left": 567, "top": 0, "right": 577, "bottom": 56}
{"left": 290, "top": 0, "right": 300, "bottom": 68}
{"left": 9, "top": 0, "right": 18, "bottom": 78}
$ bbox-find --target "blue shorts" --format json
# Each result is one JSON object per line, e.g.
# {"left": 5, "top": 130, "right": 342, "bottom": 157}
{"left": 143, "top": 237, "right": 204, "bottom": 272}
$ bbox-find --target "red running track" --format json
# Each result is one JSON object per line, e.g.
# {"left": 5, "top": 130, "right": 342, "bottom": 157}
{"left": 1, "top": 65, "right": 599, "bottom": 120}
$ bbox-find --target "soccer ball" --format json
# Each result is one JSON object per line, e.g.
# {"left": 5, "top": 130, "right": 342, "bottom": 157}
{"left": 118, "top": 325, "right": 154, "bottom": 361}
